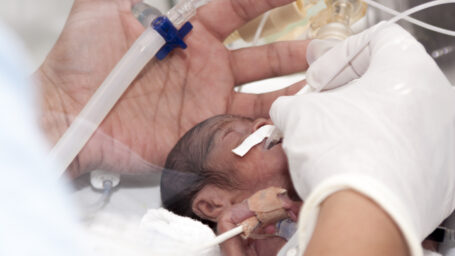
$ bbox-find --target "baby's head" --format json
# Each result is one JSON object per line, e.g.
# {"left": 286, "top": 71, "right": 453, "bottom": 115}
{"left": 161, "top": 114, "right": 296, "bottom": 227}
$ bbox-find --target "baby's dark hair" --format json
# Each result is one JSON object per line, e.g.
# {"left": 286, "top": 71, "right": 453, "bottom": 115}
{"left": 161, "top": 114, "right": 250, "bottom": 228}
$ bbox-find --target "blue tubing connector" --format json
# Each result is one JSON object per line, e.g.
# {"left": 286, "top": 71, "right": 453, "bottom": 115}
{"left": 152, "top": 16, "right": 193, "bottom": 60}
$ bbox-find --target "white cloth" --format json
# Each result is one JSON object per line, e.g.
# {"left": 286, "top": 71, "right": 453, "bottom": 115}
{"left": 140, "top": 208, "right": 221, "bottom": 256}
{"left": 270, "top": 23, "right": 455, "bottom": 255}
{"left": 0, "top": 22, "right": 87, "bottom": 256}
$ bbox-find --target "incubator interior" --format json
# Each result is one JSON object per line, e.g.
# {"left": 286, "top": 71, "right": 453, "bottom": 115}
{"left": 2, "top": 0, "right": 455, "bottom": 254}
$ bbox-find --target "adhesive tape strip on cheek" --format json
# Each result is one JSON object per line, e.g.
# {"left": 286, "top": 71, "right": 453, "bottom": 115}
{"left": 232, "top": 125, "right": 275, "bottom": 157}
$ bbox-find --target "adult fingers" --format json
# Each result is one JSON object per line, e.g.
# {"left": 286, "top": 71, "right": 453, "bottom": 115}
{"left": 230, "top": 40, "right": 310, "bottom": 85}
{"left": 196, "top": 0, "right": 296, "bottom": 40}
{"left": 229, "top": 81, "right": 306, "bottom": 118}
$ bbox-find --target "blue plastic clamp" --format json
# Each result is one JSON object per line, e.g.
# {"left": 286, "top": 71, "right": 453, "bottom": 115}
{"left": 152, "top": 16, "right": 193, "bottom": 60}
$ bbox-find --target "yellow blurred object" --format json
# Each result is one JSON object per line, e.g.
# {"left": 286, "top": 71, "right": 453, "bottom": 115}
{"left": 309, "top": 0, "right": 367, "bottom": 40}
{"left": 225, "top": 2, "right": 307, "bottom": 43}
{"left": 224, "top": 0, "right": 367, "bottom": 44}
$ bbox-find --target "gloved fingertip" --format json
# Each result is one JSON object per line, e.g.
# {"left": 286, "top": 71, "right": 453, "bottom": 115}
{"left": 305, "top": 65, "right": 324, "bottom": 92}
{"left": 269, "top": 95, "right": 300, "bottom": 135}
{"left": 306, "top": 39, "right": 339, "bottom": 65}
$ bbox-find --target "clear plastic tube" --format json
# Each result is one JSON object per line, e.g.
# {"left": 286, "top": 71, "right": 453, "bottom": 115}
{"left": 386, "top": 0, "right": 455, "bottom": 25}
{"left": 82, "top": 180, "right": 114, "bottom": 221}
{"left": 49, "top": 0, "right": 210, "bottom": 177}
{"left": 194, "top": 225, "right": 243, "bottom": 253}
{"left": 192, "top": 219, "right": 297, "bottom": 252}
{"left": 253, "top": 11, "right": 271, "bottom": 45}
{"left": 364, "top": 0, "right": 455, "bottom": 37}
{"left": 166, "top": 0, "right": 211, "bottom": 27}
{"left": 48, "top": 27, "right": 165, "bottom": 176}
{"left": 132, "top": 2, "right": 162, "bottom": 27}
{"left": 275, "top": 218, "right": 297, "bottom": 240}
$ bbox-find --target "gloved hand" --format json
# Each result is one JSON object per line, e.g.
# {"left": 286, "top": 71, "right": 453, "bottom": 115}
{"left": 270, "top": 23, "right": 455, "bottom": 255}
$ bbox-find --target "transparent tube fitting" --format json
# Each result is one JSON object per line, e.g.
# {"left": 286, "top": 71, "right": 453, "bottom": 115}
{"left": 225, "top": 0, "right": 366, "bottom": 43}
{"left": 132, "top": 2, "right": 162, "bottom": 27}
{"left": 167, "top": 0, "right": 211, "bottom": 27}
{"left": 309, "top": 0, "right": 367, "bottom": 40}
{"left": 276, "top": 219, "right": 297, "bottom": 241}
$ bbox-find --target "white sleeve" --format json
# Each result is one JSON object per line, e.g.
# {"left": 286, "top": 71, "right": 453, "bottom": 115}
{"left": 270, "top": 24, "right": 455, "bottom": 256}
{"left": 0, "top": 23, "right": 89, "bottom": 256}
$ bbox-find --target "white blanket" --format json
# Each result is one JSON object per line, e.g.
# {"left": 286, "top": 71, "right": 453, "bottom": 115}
{"left": 140, "top": 208, "right": 221, "bottom": 256}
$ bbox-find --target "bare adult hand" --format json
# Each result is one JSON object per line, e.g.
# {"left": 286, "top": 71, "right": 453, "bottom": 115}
{"left": 36, "top": 0, "right": 309, "bottom": 177}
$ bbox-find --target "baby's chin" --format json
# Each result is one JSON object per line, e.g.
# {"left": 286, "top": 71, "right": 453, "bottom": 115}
{"left": 251, "top": 236, "right": 287, "bottom": 256}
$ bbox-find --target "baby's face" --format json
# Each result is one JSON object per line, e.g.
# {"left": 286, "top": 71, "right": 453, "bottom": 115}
{"left": 206, "top": 117, "right": 297, "bottom": 201}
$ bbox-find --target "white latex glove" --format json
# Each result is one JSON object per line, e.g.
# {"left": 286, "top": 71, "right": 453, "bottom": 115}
{"left": 270, "top": 23, "right": 455, "bottom": 256}
{"left": 305, "top": 22, "right": 383, "bottom": 92}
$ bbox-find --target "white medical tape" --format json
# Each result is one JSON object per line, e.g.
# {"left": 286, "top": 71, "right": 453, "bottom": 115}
{"left": 232, "top": 125, "right": 275, "bottom": 157}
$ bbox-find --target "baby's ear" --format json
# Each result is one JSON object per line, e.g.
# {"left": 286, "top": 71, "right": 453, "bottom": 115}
{"left": 192, "top": 185, "right": 232, "bottom": 222}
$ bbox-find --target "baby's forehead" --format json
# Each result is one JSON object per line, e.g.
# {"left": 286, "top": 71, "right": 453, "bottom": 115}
{"left": 206, "top": 115, "right": 251, "bottom": 133}
{"left": 201, "top": 116, "right": 252, "bottom": 152}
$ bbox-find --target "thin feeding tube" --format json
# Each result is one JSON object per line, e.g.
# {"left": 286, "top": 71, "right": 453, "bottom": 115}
{"left": 387, "top": 0, "right": 455, "bottom": 25}
{"left": 364, "top": 0, "right": 455, "bottom": 37}
{"left": 253, "top": 11, "right": 271, "bottom": 45}
{"left": 193, "top": 225, "right": 243, "bottom": 253}
{"left": 89, "top": 180, "right": 113, "bottom": 212}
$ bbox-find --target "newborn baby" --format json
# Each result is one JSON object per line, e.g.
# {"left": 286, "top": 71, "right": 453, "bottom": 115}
{"left": 160, "top": 114, "right": 442, "bottom": 255}
{"left": 160, "top": 114, "right": 302, "bottom": 255}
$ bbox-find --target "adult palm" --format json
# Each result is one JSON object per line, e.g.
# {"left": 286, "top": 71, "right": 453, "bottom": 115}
{"left": 37, "top": 0, "right": 309, "bottom": 177}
